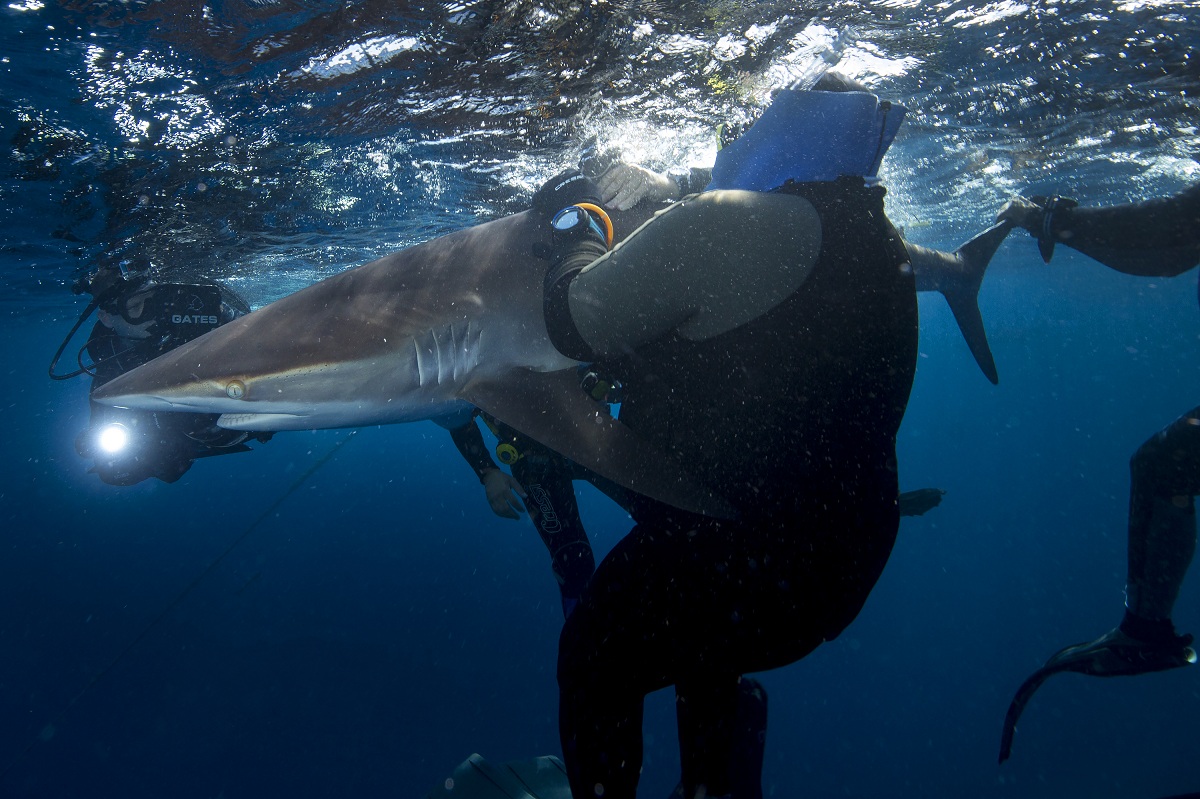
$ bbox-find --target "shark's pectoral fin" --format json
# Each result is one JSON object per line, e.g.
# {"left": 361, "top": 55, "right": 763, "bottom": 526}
{"left": 463, "top": 370, "right": 735, "bottom": 519}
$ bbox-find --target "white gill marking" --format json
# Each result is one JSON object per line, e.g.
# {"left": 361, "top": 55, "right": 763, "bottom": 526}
{"left": 413, "top": 334, "right": 432, "bottom": 388}
{"left": 451, "top": 320, "right": 483, "bottom": 382}
{"left": 452, "top": 321, "right": 469, "bottom": 382}
{"left": 431, "top": 325, "right": 448, "bottom": 385}
{"left": 412, "top": 323, "right": 482, "bottom": 388}
{"left": 467, "top": 321, "right": 483, "bottom": 374}
{"left": 450, "top": 322, "right": 461, "bottom": 382}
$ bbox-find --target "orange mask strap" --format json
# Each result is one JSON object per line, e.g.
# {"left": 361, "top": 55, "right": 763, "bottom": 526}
{"left": 575, "top": 202, "right": 614, "bottom": 249}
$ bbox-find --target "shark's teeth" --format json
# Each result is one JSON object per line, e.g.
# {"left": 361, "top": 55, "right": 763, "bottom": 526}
{"left": 216, "top": 412, "right": 307, "bottom": 430}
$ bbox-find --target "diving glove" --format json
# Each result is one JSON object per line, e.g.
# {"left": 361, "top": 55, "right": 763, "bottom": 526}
{"left": 996, "top": 194, "right": 1078, "bottom": 263}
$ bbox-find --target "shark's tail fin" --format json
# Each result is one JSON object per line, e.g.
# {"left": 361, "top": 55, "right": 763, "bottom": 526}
{"left": 911, "top": 221, "right": 1013, "bottom": 384}
{"left": 944, "top": 221, "right": 1012, "bottom": 385}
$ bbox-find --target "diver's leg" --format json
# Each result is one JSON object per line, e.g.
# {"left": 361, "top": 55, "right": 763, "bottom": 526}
{"left": 675, "top": 674, "right": 740, "bottom": 798}
{"left": 511, "top": 445, "right": 595, "bottom": 617}
{"left": 672, "top": 674, "right": 768, "bottom": 799}
{"left": 558, "top": 529, "right": 661, "bottom": 799}
{"left": 557, "top": 508, "right": 880, "bottom": 799}
{"left": 728, "top": 677, "right": 768, "bottom": 799}
{"left": 1125, "top": 407, "right": 1200, "bottom": 635}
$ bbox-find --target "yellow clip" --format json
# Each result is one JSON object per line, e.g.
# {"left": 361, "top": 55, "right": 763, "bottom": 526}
{"left": 495, "top": 442, "right": 522, "bottom": 465}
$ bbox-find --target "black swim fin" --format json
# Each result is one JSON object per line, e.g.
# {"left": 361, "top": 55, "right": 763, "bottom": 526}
{"left": 425, "top": 754, "right": 571, "bottom": 799}
{"left": 998, "top": 627, "right": 1196, "bottom": 763}
{"left": 910, "top": 221, "right": 1013, "bottom": 384}
{"left": 998, "top": 659, "right": 1062, "bottom": 764}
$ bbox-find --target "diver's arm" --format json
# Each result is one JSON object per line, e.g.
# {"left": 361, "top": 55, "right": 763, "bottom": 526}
{"left": 547, "top": 190, "right": 821, "bottom": 359}
{"left": 446, "top": 418, "right": 496, "bottom": 482}
{"left": 445, "top": 417, "right": 527, "bottom": 520}
{"left": 999, "top": 183, "right": 1200, "bottom": 276}
{"left": 596, "top": 164, "right": 679, "bottom": 211}
{"left": 595, "top": 164, "right": 714, "bottom": 211}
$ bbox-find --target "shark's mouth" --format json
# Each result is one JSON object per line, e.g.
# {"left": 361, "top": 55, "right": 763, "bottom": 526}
{"left": 217, "top": 412, "right": 311, "bottom": 431}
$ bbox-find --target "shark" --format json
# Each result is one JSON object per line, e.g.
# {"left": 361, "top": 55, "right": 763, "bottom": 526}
{"left": 91, "top": 202, "right": 1010, "bottom": 515}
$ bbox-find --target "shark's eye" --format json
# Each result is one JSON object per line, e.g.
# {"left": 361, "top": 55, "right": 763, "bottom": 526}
{"left": 226, "top": 380, "right": 246, "bottom": 400}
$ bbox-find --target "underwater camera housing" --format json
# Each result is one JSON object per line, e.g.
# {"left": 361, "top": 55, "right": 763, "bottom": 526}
{"left": 75, "top": 402, "right": 261, "bottom": 486}
{"left": 111, "top": 283, "right": 225, "bottom": 340}
{"left": 59, "top": 281, "right": 268, "bottom": 485}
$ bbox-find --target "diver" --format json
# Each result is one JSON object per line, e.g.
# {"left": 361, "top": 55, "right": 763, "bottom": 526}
{"left": 443, "top": 385, "right": 947, "bottom": 617}
{"left": 439, "top": 389, "right": 627, "bottom": 620}
{"left": 533, "top": 73, "right": 919, "bottom": 799}
{"left": 581, "top": 90, "right": 1009, "bottom": 387}
{"left": 448, "top": 144, "right": 950, "bottom": 621}
{"left": 50, "top": 262, "right": 271, "bottom": 485}
{"left": 995, "top": 185, "right": 1200, "bottom": 762}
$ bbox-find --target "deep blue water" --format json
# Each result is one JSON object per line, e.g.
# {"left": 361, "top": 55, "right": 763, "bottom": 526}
{"left": 2, "top": 2, "right": 1199, "bottom": 798}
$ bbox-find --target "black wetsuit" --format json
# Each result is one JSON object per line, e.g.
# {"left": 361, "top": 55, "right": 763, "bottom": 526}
{"left": 1023, "top": 182, "right": 1200, "bottom": 633}
{"left": 448, "top": 412, "right": 626, "bottom": 613}
{"left": 1043, "top": 182, "right": 1200, "bottom": 279}
{"left": 547, "top": 179, "right": 918, "bottom": 799}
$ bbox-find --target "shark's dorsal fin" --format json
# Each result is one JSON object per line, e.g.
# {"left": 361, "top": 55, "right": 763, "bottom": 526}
{"left": 463, "top": 369, "right": 736, "bottom": 519}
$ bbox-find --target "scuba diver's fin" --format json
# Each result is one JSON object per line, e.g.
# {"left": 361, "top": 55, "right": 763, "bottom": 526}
{"left": 424, "top": 754, "right": 571, "bottom": 799}
{"left": 999, "top": 627, "right": 1196, "bottom": 763}
{"left": 910, "top": 221, "right": 1014, "bottom": 385}
{"left": 998, "top": 660, "right": 1062, "bottom": 764}
{"left": 463, "top": 369, "right": 736, "bottom": 519}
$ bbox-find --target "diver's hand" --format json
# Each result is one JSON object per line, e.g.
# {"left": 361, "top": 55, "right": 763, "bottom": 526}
{"left": 597, "top": 164, "right": 677, "bottom": 211}
{"left": 996, "top": 194, "right": 1078, "bottom": 263}
{"left": 1044, "top": 626, "right": 1196, "bottom": 678}
{"left": 996, "top": 195, "right": 1046, "bottom": 233}
{"left": 482, "top": 468, "right": 527, "bottom": 520}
